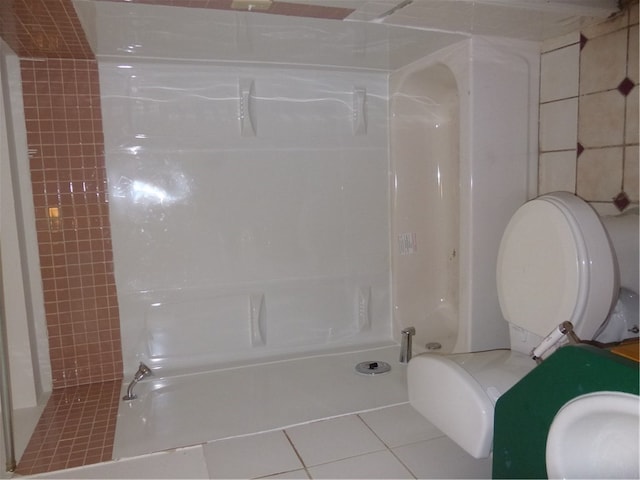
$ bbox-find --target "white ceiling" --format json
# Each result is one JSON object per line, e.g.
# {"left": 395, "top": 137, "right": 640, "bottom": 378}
{"left": 73, "top": 0, "right": 619, "bottom": 70}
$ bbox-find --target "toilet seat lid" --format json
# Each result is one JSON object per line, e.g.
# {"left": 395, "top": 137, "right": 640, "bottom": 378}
{"left": 497, "top": 192, "right": 616, "bottom": 339}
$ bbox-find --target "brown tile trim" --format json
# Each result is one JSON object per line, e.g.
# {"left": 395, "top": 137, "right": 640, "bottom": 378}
{"left": 15, "top": 380, "right": 121, "bottom": 475}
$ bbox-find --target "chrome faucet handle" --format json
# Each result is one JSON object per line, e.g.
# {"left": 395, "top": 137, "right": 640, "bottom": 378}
{"left": 399, "top": 327, "right": 416, "bottom": 364}
{"left": 123, "top": 362, "right": 153, "bottom": 401}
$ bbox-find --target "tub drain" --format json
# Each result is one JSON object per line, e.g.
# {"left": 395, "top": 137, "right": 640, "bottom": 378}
{"left": 355, "top": 361, "right": 391, "bottom": 375}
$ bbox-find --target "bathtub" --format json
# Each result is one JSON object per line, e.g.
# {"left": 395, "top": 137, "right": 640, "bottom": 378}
{"left": 104, "top": 34, "right": 539, "bottom": 460}
{"left": 101, "top": 36, "right": 538, "bottom": 376}
{"left": 114, "top": 345, "right": 407, "bottom": 458}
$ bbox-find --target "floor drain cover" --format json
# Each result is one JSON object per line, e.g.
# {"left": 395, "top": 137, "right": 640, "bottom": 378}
{"left": 355, "top": 361, "right": 391, "bottom": 375}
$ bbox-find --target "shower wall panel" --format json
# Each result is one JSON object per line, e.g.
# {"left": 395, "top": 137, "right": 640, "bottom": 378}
{"left": 99, "top": 61, "right": 391, "bottom": 375}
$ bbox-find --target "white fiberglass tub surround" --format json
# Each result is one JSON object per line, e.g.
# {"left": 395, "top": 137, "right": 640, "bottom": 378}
{"left": 90, "top": 0, "right": 473, "bottom": 379}
{"left": 390, "top": 39, "right": 539, "bottom": 355}
{"left": 390, "top": 62, "right": 460, "bottom": 354}
{"left": 102, "top": 62, "right": 394, "bottom": 376}
{"left": 101, "top": 39, "right": 539, "bottom": 381}
{"left": 100, "top": 33, "right": 539, "bottom": 459}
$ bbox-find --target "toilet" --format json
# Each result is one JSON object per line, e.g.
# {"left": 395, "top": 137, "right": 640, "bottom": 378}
{"left": 407, "top": 192, "right": 639, "bottom": 459}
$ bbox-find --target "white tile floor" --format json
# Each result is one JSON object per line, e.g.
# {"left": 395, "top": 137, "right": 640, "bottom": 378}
{"left": 27, "top": 404, "right": 492, "bottom": 479}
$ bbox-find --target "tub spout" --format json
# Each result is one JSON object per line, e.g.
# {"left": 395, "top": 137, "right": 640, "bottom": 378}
{"left": 123, "top": 362, "right": 152, "bottom": 401}
{"left": 399, "top": 327, "right": 416, "bottom": 363}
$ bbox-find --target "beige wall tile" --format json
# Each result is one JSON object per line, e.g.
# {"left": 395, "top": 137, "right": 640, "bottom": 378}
{"left": 580, "top": 29, "right": 628, "bottom": 94}
{"left": 628, "top": 24, "right": 639, "bottom": 84}
{"left": 540, "top": 44, "right": 579, "bottom": 102}
{"left": 626, "top": 86, "right": 639, "bottom": 144}
{"left": 577, "top": 147, "right": 624, "bottom": 201}
{"left": 541, "top": 15, "right": 638, "bottom": 209}
{"left": 540, "top": 98, "right": 578, "bottom": 151}
{"left": 630, "top": 2, "right": 639, "bottom": 26}
{"left": 582, "top": 10, "right": 628, "bottom": 38}
{"left": 541, "top": 31, "right": 580, "bottom": 53}
{"left": 578, "top": 90, "right": 625, "bottom": 148}
{"left": 624, "top": 145, "right": 639, "bottom": 202}
{"left": 539, "top": 151, "right": 577, "bottom": 194}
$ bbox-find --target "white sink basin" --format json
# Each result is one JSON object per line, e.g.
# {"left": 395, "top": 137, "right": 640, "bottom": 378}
{"left": 546, "top": 391, "right": 640, "bottom": 479}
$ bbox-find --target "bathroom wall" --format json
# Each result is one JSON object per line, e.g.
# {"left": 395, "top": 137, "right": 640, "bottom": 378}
{"left": 99, "top": 60, "right": 391, "bottom": 374}
{"left": 538, "top": 3, "right": 639, "bottom": 208}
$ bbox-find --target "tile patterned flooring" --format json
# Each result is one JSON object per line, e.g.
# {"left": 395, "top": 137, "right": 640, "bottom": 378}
{"left": 16, "top": 381, "right": 120, "bottom": 475}
{"left": 26, "top": 404, "right": 492, "bottom": 479}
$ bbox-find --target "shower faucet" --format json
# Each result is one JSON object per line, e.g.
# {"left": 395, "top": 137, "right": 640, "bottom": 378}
{"left": 123, "top": 362, "right": 153, "bottom": 401}
{"left": 399, "top": 327, "right": 416, "bottom": 363}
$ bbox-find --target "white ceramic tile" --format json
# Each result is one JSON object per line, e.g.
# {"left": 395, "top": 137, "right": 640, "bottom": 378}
{"left": 629, "top": 25, "right": 639, "bottom": 84}
{"left": 577, "top": 147, "right": 624, "bottom": 201}
{"left": 578, "top": 90, "right": 625, "bottom": 148}
{"left": 540, "top": 98, "right": 578, "bottom": 152}
{"left": 307, "top": 450, "right": 413, "bottom": 479}
{"left": 540, "top": 44, "right": 579, "bottom": 102}
{"left": 538, "top": 151, "right": 577, "bottom": 195}
{"left": 285, "top": 415, "right": 386, "bottom": 467}
{"left": 580, "top": 28, "right": 628, "bottom": 95}
{"left": 624, "top": 145, "right": 639, "bottom": 202}
{"left": 359, "top": 403, "right": 444, "bottom": 448}
{"left": 30, "top": 446, "right": 209, "bottom": 479}
{"left": 261, "top": 469, "right": 310, "bottom": 479}
{"left": 392, "top": 436, "right": 492, "bottom": 479}
{"left": 203, "top": 430, "right": 303, "bottom": 479}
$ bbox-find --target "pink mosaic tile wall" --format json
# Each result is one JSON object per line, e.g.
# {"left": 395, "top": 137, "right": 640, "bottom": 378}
{"left": 20, "top": 57, "right": 123, "bottom": 389}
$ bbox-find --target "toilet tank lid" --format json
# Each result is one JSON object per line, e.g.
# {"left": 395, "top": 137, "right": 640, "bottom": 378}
{"left": 496, "top": 192, "right": 616, "bottom": 339}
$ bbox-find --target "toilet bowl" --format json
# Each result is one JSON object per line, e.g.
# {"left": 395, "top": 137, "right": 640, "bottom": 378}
{"left": 408, "top": 192, "right": 639, "bottom": 459}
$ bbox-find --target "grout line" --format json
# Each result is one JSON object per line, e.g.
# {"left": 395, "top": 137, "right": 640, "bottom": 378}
{"left": 282, "top": 429, "right": 311, "bottom": 478}
{"left": 356, "top": 411, "right": 420, "bottom": 479}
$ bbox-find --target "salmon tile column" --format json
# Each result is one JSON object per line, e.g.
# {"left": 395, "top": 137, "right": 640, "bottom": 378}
{"left": 20, "top": 58, "right": 122, "bottom": 388}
